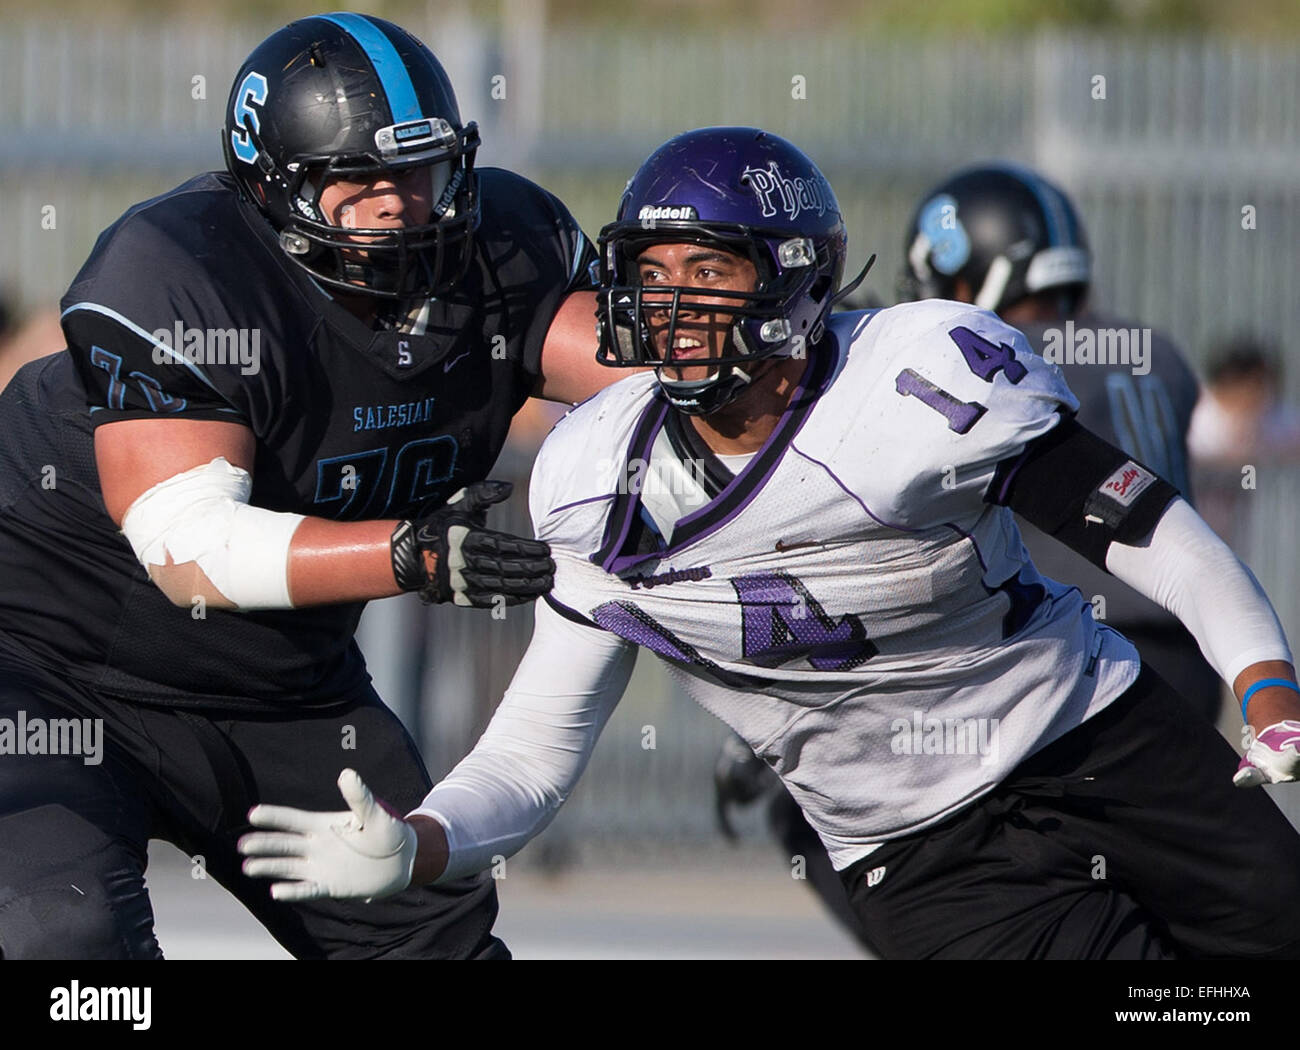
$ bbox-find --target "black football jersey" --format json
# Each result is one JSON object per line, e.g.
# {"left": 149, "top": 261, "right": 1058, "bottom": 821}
{"left": 0, "top": 169, "right": 594, "bottom": 705}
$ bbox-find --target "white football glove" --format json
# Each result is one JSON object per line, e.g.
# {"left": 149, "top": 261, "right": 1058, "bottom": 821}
{"left": 1233, "top": 720, "right": 1300, "bottom": 788}
{"left": 238, "top": 769, "right": 417, "bottom": 902}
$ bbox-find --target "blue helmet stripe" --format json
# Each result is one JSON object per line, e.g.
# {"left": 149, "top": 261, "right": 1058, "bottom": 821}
{"left": 1000, "top": 163, "right": 1069, "bottom": 248}
{"left": 320, "top": 12, "right": 421, "bottom": 123}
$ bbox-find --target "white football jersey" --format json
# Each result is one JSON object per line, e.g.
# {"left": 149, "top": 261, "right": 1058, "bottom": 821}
{"left": 529, "top": 301, "right": 1141, "bottom": 869}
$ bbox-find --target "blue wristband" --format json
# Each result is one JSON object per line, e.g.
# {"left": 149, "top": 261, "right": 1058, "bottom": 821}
{"left": 1241, "top": 678, "right": 1300, "bottom": 721}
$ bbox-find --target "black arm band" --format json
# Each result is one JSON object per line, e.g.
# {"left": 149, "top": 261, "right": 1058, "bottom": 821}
{"left": 390, "top": 520, "right": 424, "bottom": 591}
{"left": 988, "top": 416, "right": 1180, "bottom": 570}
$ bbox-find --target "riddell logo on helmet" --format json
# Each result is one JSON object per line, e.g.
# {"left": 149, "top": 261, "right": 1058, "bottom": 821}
{"left": 638, "top": 205, "right": 698, "bottom": 222}
{"left": 741, "top": 161, "right": 829, "bottom": 221}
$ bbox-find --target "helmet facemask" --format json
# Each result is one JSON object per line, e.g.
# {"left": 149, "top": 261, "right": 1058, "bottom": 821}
{"left": 597, "top": 222, "right": 833, "bottom": 415}
{"left": 234, "top": 113, "right": 481, "bottom": 300}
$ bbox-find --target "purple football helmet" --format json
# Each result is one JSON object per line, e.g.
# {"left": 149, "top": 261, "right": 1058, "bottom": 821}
{"left": 597, "top": 127, "right": 851, "bottom": 415}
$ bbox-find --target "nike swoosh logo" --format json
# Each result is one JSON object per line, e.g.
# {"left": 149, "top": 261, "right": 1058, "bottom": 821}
{"left": 443, "top": 350, "right": 471, "bottom": 373}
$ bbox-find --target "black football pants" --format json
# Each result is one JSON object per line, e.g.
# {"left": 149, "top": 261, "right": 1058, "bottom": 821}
{"left": 0, "top": 655, "right": 507, "bottom": 959}
{"left": 839, "top": 665, "right": 1300, "bottom": 959}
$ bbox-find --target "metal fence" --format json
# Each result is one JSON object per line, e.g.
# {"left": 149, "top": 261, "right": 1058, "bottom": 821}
{"left": 3, "top": 18, "right": 1298, "bottom": 386}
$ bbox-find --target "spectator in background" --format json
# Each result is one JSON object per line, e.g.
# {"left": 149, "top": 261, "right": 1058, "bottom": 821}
{"left": 1189, "top": 339, "right": 1300, "bottom": 465}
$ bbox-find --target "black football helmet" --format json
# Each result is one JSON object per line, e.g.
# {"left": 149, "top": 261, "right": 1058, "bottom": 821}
{"left": 597, "top": 127, "right": 864, "bottom": 416}
{"left": 897, "top": 164, "right": 1090, "bottom": 315}
{"left": 222, "top": 12, "right": 480, "bottom": 299}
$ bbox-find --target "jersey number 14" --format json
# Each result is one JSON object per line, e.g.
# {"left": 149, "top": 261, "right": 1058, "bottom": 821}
{"left": 894, "top": 326, "right": 1027, "bottom": 434}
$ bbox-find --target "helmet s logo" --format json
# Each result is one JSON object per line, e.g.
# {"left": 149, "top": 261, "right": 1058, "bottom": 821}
{"left": 229, "top": 71, "right": 270, "bottom": 165}
{"left": 741, "top": 161, "right": 828, "bottom": 221}
{"left": 918, "top": 194, "right": 970, "bottom": 275}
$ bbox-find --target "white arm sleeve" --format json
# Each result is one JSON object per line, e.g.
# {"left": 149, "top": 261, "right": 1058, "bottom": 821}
{"left": 408, "top": 599, "right": 636, "bottom": 882}
{"left": 1104, "top": 497, "right": 1294, "bottom": 684}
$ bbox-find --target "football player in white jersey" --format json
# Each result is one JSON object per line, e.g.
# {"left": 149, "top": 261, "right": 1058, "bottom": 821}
{"left": 240, "top": 128, "right": 1300, "bottom": 958}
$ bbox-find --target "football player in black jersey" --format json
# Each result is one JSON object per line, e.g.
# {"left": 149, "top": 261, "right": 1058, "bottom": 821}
{"left": 0, "top": 13, "right": 614, "bottom": 959}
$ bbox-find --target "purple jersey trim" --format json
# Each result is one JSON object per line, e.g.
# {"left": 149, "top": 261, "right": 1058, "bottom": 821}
{"left": 992, "top": 444, "right": 1034, "bottom": 505}
{"left": 788, "top": 444, "right": 919, "bottom": 534}
{"left": 592, "top": 397, "right": 670, "bottom": 571}
{"left": 548, "top": 492, "right": 618, "bottom": 517}
{"left": 791, "top": 443, "right": 995, "bottom": 573}
{"left": 593, "top": 339, "right": 838, "bottom": 575}
{"left": 543, "top": 592, "right": 602, "bottom": 630}
{"left": 989, "top": 410, "right": 1072, "bottom": 506}
{"left": 943, "top": 521, "right": 989, "bottom": 573}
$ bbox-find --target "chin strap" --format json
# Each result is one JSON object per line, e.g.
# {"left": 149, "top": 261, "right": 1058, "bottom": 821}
{"left": 826, "top": 253, "right": 876, "bottom": 311}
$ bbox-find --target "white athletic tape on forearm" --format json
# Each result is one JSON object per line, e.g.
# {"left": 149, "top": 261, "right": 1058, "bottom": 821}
{"left": 1105, "top": 497, "right": 1293, "bottom": 684}
{"left": 120, "top": 457, "right": 305, "bottom": 610}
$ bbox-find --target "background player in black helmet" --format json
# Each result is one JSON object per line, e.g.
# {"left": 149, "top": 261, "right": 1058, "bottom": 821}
{"left": 715, "top": 161, "right": 1219, "bottom": 951}
{"left": 0, "top": 12, "right": 615, "bottom": 959}
{"left": 897, "top": 162, "right": 1218, "bottom": 720}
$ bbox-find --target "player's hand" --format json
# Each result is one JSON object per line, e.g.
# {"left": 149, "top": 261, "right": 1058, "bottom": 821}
{"left": 399, "top": 480, "right": 555, "bottom": 606}
{"left": 1233, "top": 720, "right": 1300, "bottom": 788}
{"left": 237, "top": 769, "right": 417, "bottom": 902}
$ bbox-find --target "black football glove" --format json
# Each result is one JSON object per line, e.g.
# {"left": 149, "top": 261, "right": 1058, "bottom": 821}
{"left": 390, "top": 481, "right": 555, "bottom": 607}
